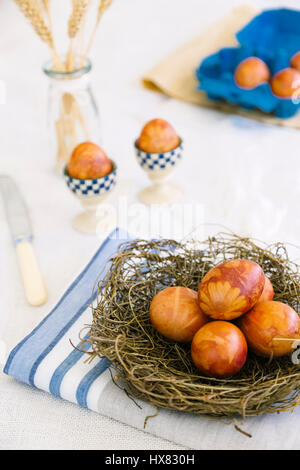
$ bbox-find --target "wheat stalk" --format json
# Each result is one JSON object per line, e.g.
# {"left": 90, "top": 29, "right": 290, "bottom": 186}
{"left": 68, "top": 0, "right": 89, "bottom": 39}
{"left": 14, "top": 0, "right": 54, "bottom": 48}
{"left": 84, "top": 0, "right": 113, "bottom": 59}
{"left": 66, "top": 0, "right": 89, "bottom": 70}
{"left": 40, "top": 0, "right": 64, "bottom": 70}
{"left": 96, "top": 0, "right": 113, "bottom": 21}
{"left": 40, "top": 0, "right": 52, "bottom": 29}
{"left": 41, "top": 0, "right": 50, "bottom": 15}
{"left": 78, "top": 0, "right": 93, "bottom": 59}
{"left": 14, "top": 0, "right": 65, "bottom": 70}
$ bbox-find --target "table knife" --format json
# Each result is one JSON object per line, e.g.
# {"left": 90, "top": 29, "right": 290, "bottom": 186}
{"left": 0, "top": 175, "right": 47, "bottom": 306}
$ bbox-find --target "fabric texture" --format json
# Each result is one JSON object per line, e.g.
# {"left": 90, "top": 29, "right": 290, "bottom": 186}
{"left": 4, "top": 228, "right": 129, "bottom": 411}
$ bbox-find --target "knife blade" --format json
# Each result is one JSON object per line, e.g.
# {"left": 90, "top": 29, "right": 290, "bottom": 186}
{"left": 0, "top": 175, "right": 32, "bottom": 242}
{"left": 0, "top": 175, "right": 47, "bottom": 306}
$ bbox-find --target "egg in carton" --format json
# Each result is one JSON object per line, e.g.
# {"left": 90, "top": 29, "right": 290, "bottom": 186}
{"left": 196, "top": 8, "right": 300, "bottom": 118}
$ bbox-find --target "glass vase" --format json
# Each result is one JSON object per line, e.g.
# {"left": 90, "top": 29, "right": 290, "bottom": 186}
{"left": 43, "top": 58, "right": 100, "bottom": 174}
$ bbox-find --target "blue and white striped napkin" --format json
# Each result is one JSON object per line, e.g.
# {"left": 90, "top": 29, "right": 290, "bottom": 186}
{"left": 4, "top": 227, "right": 133, "bottom": 412}
{"left": 4, "top": 226, "right": 297, "bottom": 449}
{"left": 4, "top": 227, "right": 209, "bottom": 449}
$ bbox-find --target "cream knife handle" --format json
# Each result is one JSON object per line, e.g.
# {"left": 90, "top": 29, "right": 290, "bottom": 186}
{"left": 16, "top": 240, "right": 48, "bottom": 306}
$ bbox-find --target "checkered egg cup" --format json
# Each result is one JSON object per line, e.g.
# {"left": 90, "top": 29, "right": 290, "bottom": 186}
{"left": 64, "top": 163, "right": 117, "bottom": 198}
{"left": 134, "top": 140, "right": 183, "bottom": 172}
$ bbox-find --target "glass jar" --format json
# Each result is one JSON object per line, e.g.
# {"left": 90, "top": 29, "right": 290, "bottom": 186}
{"left": 43, "top": 58, "right": 100, "bottom": 174}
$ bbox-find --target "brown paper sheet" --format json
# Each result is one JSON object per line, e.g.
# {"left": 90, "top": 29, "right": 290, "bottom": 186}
{"left": 142, "top": 4, "right": 300, "bottom": 129}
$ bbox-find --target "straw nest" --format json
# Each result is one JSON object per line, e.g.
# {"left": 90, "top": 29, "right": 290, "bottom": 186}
{"left": 87, "top": 234, "right": 300, "bottom": 418}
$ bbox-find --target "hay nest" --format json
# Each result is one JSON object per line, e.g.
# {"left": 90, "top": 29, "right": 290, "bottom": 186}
{"left": 87, "top": 234, "right": 300, "bottom": 418}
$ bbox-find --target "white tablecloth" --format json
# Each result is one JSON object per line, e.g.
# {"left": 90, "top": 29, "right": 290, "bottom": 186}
{"left": 0, "top": 0, "right": 300, "bottom": 450}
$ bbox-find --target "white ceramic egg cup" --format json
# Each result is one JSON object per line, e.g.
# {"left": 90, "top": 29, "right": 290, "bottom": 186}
{"left": 134, "top": 140, "right": 183, "bottom": 205}
{"left": 64, "top": 162, "right": 117, "bottom": 235}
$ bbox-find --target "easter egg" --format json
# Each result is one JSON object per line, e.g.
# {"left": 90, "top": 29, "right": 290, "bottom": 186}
{"left": 239, "top": 301, "right": 300, "bottom": 357}
{"left": 290, "top": 51, "right": 300, "bottom": 72}
{"left": 198, "top": 259, "right": 265, "bottom": 320}
{"left": 270, "top": 68, "right": 300, "bottom": 98}
{"left": 137, "top": 119, "right": 180, "bottom": 153}
{"left": 191, "top": 321, "right": 248, "bottom": 378}
{"left": 68, "top": 142, "right": 113, "bottom": 179}
{"left": 234, "top": 57, "right": 270, "bottom": 89}
{"left": 257, "top": 276, "right": 274, "bottom": 303}
{"left": 150, "top": 286, "right": 209, "bottom": 342}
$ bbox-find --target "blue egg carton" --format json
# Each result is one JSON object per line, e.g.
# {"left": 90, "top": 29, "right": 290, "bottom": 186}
{"left": 196, "top": 8, "right": 300, "bottom": 118}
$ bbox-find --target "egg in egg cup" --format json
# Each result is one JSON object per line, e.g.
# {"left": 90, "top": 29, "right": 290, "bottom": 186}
{"left": 64, "top": 162, "right": 117, "bottom": 234}
{"left": 64, "top": 142, "right": 117, "bottom": 234}
{"left": 135, "top": 119, "right": 183, "bottom": 205}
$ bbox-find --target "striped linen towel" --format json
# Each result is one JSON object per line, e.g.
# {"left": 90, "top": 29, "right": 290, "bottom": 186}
{"left": 4, "top": 227, "right": 132, "bottom": 411}
{"left": 4, "top": 226, "right": 287, "bottom": 449}
{"left": 3, "top": 226, "right": 202, "bottom": 449}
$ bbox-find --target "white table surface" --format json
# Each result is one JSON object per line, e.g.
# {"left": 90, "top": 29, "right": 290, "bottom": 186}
{"left": 0, "top": 0, "right": 300, "bottom": 450}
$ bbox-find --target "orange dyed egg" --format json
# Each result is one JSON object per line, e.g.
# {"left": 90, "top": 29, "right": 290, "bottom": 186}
{"left": 68, "top": 142, "right": 113, "bottom": 179}
{"left": 270, "top": 68, "right": 300, "bottom": 98}
{"left": 257, "top": 276, "right": 274, "bottom": 303}
{"left": 191, "top": 321, "right": 248, "bottom": 378}
{"left": 234, "top": 57, "right": 270, "bottom": 89}
{"left": 239, "top": 301, "right": 300, "bottom": 358}
{"left": 198, "top": 259, "right": 265, "bottom": 320}
{"left": 150, "top": 286, "right": 209, "bottom": 342}
{"left": 137, "top": 119, "right": 180, "bottom": 154}
{"left": 290, "top": 51, "right": 300, "bottom": 72}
